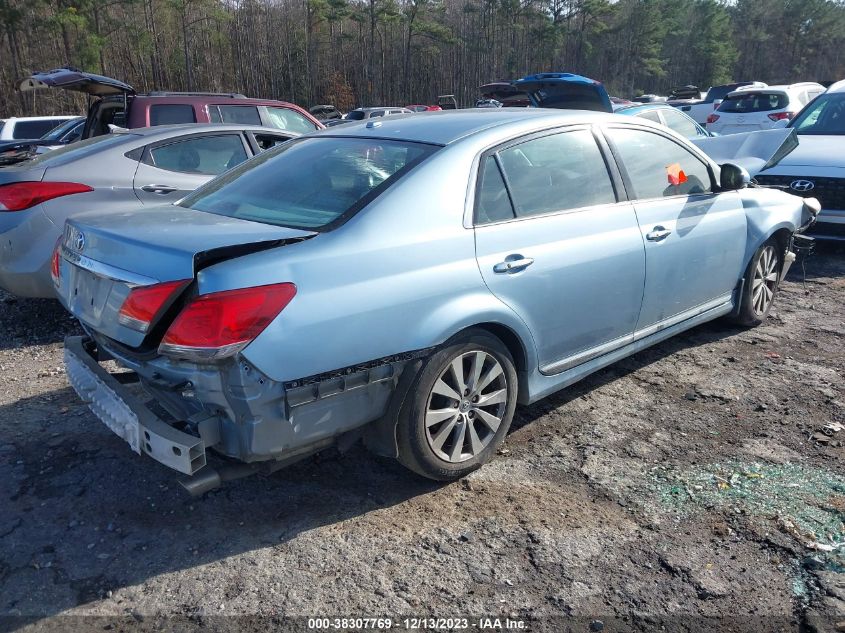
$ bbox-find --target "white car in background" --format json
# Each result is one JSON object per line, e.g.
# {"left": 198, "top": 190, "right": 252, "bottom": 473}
{"left": 755, "top": 80, "right": 845, "bottom": 240}
{"left": 706, "top": 83, "right": 826, "bottom": 135}
{"left": 0, "top": 115, "right": 78, "bottom": 140}
{"left": 670, "top": 81, "right": 767, "bottom": 125}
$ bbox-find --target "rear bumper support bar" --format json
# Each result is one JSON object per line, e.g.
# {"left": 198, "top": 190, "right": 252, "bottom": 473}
{"left": 64, "top": 336, "right": 206, "bottom": 475}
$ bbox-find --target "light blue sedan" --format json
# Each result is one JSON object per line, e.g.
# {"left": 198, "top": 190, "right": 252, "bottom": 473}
{"left": 55, "top": 109, "right": 818, "bottom": 491}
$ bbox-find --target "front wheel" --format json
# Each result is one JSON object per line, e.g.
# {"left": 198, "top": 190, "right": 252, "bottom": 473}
{"left": 732, "top": 238, "right": 783, "bottom": 327}
{"left": 396, "top": 330, "right": 518, "bottom": 481}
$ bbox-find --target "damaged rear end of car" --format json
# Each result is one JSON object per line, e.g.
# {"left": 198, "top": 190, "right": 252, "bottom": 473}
{"left": 56, "top": 134, "right": 441, "bottom": 492}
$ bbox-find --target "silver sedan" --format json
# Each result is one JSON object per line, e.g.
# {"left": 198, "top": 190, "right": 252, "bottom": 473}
{"left": 0, "top": 124, "right": 297, "bottom": 297}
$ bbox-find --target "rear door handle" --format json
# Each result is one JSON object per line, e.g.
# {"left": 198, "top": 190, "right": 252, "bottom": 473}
{"left": 646, "top": 226, "right": 672, "bottom": 241}
{"left": 141, "top": 184, "right": 178, "bottom": 194}
{"left": 493, "top": 257, "right": 534, "bottom": 273}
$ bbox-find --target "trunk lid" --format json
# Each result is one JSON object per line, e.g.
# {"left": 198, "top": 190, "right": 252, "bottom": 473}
{"left": 20, "top": 68, "right": 135, "bottom": 97}
{"left": 56, "top": 205, "right": 316, "bottom": 348}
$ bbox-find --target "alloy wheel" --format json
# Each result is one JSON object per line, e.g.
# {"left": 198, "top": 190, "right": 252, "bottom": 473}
{"left": 424, "top": 350, "right": 509, "bottom": 463}
{"left": 752, "top": 245, "right": 779, "bottom": 316}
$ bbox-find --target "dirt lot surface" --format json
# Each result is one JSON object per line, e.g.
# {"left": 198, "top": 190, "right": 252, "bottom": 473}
{"left": 1, "top": 245, "right": 844, "bottom": 633}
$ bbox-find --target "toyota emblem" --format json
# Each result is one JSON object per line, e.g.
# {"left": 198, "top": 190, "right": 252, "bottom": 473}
{"left": 790, "top": 179, "right": 815, "bottom": 192}
{"left": 75, "top": 232, "right": 85, "bottom": 252}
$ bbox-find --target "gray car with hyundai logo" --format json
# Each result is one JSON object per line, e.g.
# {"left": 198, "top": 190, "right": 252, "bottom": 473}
{"left": 755, "top": 79, "right": 845, "bottom": 240}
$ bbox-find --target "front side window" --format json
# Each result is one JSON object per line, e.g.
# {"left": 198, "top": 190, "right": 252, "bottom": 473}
{"left": 150, "top": 104, "right": 196, "bottom": 126}
{"left": 345, "top": 110, "right": 366, "bottom": 121}
{"left": 610, "top": 128, "right": 712, "bottom": 199}
{"left": 148, "top": 134, "right": 248, "bottom": 175}
{"left": 661, "top": 109, "right": 702, "bottom": 138}
{"left": 265, "top": 107, "right": 319, "bottom": 133}
{"left": 180, "top": 137, "right": 437, "bottom": 229}
{"left": 790, "top": 93, "right": 845, "bottom": 135}
{"left": 496, "top": 130, "right": 617, "bottom": 218}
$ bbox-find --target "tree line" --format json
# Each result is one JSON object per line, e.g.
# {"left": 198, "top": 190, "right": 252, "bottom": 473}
{"left": 2, "top": 0, "right": 844, "bottom": 117}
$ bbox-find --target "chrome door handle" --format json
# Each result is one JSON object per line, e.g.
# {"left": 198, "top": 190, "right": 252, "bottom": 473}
{"left": 646, "top": 226, "right": 672, "bottom": 241}
{"left": 493, "top": 257, "right": 534, "bottom": 273}
{"left": 141, "top": 184, "right": 178, "bottom": 194}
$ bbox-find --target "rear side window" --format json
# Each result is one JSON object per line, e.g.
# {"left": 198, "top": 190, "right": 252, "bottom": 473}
{"left": 661, "top": 108, "right": 702, "bottom": 138}
{"left": 495, "top": 130, "right": 616, "bottom": 218}
{"left": 150, "top": 104, "right": 196, "bottom": 126}
{"left": 718, "top": 92, "right": 788, "bottom": 113}
{"left": 265, "top": 107, "right": 319, "bottom": 133}
{"left": 211, "top": 105, "right": 261, "bottom": 125}
{"left": 252, "top": 133, "right": 291, "bottom": 151}
{"left": 12, "top": 119, "right": 64, "bottom": 139}
{"left": 148, "top": 134, "right": 248, "bottom": 175}
{"left": 476, "top": 158, "right": 515, "bottom": 224}
{"left": 180, "top": 137, "right": 437, "bottom": 229}
{"left": 610, "top": 128, "right": 712, "bottom": 199}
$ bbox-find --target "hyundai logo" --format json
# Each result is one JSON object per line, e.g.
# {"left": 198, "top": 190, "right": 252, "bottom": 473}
{"left": 790, "top": 179, "right": 815, "bottom": 192}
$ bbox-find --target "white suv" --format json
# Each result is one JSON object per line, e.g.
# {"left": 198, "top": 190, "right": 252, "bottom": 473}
{"left": 755, "top": 80, "right": 845, "bottom": 240}
{"left": 706, "top": 83, "right": 826, "bottom": 135}
{"left": 0, "top": 115, "right": 78, "bottom": 140}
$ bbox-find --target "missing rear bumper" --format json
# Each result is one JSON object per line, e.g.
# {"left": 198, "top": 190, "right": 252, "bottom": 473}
{"left": 64, "top": 336, "right": 206, "bottom": 475}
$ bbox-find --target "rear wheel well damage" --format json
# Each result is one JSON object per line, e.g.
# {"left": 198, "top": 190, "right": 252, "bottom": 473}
{"left": 363, "top": 322, "right": 530, "bottom": 458}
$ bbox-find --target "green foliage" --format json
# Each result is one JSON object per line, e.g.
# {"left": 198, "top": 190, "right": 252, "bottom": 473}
{"left": 0, "top": 0, "right": 843, "bottom": 114}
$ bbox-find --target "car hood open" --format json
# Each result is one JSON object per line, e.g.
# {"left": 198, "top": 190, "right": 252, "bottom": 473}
{"left": 20, "top": 68, "right": 135, "bottom": 97}
{"left": 691, "top": 128, "right": 799, "bottom": 177}
{"left": 765, "top": 135, "right": 845, "bottom": 169}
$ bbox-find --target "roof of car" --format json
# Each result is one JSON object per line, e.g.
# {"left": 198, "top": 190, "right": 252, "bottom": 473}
{"left": 4, "top": 115, "right": 78, "bottom": 122}
{"left": 353, "top": 107, "right": 408, "bottom": 111}
{"left": 114, "top": 123, "right": 298, "bottom": 138}
{"left": 825, "top": 79, "right": 845, "bottom": 93}
{"left": 316, "top": 108, "right": 618, "bottom": 145}
{"left": 614, "top": 103, "right": 671, "bottom": 114}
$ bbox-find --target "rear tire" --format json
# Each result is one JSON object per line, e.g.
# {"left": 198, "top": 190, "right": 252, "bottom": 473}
{"left": 731, "top": 238, "right": 783, "bottom": 327}
{"left": 396, "top": 329, "right": 518, "bottom": 481}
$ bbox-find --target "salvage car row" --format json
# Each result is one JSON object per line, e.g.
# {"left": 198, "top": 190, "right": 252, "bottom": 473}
{"left": 0, "top": 67, "right": 836, "bottom": 493}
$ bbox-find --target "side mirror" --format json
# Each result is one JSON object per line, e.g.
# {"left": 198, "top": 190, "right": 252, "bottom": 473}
{"left": 720, "top": 163, "right": 751, "bottom": 190}
{"left": 771, "top": 118, "right": 789, "bottom": 129}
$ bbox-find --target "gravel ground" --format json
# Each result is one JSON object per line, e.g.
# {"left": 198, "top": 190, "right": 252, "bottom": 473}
{"left": 1, "top": 244, "right": 844, "bottom": 633}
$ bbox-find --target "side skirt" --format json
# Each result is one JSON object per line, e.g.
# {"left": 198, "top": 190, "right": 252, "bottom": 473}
{"left": 524, "top": 298, "right": 734, "bottom": 404}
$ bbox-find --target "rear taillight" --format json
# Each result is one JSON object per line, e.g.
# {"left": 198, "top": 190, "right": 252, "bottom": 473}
{"left": 50, "top": 241, "right": 62, "bottom": 287}
{"left": 159, "top": 283, "right": 297, "bottom": 361}
{"left": 118, "top": 279, "right": 191, "bottom": 333}
{"left": 706, "top": 114, "right": 720, "bottom": 124}
{"left": 768, "top": 112, "right": 794, "bottom": 122}
{"left": 0, "top": 182, "right": 93, "bottom": 212}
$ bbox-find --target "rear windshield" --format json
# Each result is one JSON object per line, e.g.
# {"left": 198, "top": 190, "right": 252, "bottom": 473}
{"left": 179, "top": 137, "right": 438, "bottom": 230}
{"left": 528, "top": 84, "right": 607, "bottom": 111}
{"left": 705, "top": 84, "right": 746, "bottom": 103}
{"left": 718, "top": 92, "right": 788, "bottom": 113}
{"left": 12, "top": 119, "right": 66, "bottom": 139}
{"left": 790, "top": 93, "right": 845, "bottom": 135}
